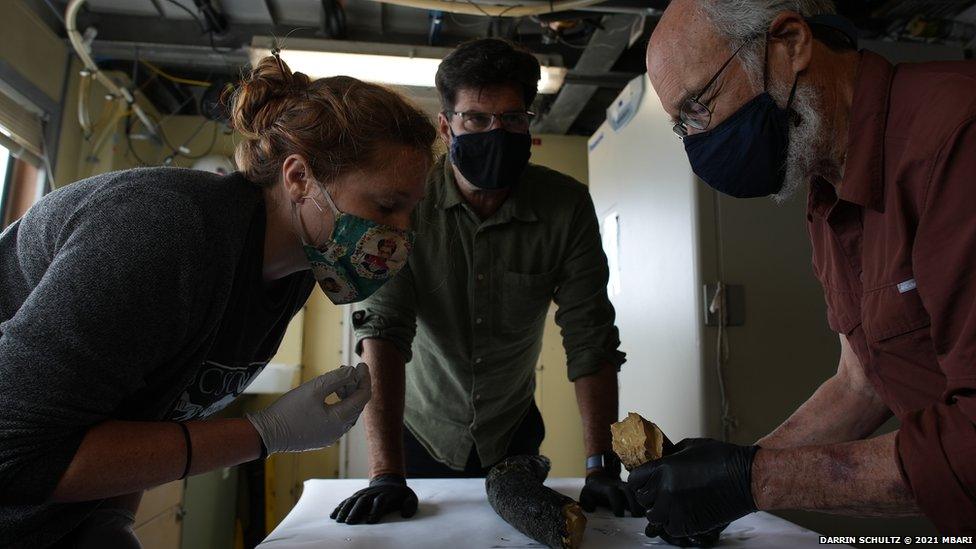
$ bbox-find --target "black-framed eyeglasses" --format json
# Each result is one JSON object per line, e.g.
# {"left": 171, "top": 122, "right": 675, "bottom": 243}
{"left": 672, "top": 34, "right": 762, "bottom": 138}
{"left": 446, "top": 110, "right": 536, "bottom": 133}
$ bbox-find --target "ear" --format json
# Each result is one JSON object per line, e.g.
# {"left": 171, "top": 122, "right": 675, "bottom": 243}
{"left": 768, "top": 11, "right": 814, "bottom": 75}
{"left": 437, "top": 112, "right": 452, "bottom": 148}
{"left": 280, "top": 154, "right": 314, "bottom": 204}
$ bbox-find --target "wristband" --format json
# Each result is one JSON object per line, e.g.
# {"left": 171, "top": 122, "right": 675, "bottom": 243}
{"left": 586, "top": 452, "right": 622, "bottom": 475}
{"left": 175, "top": 422, "right": 192, "bottom": 480}
{"left": 369, "top": 474, "right": 407, "bottom": 487}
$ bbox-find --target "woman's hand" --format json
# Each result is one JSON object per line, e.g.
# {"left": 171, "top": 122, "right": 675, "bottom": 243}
{"left": 246, "top": 364, "right": 371, "bottom": 454}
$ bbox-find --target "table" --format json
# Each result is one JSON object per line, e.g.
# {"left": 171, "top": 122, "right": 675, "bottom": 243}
{"left": 259, "top": 478, "right": 843, "bottom": 548}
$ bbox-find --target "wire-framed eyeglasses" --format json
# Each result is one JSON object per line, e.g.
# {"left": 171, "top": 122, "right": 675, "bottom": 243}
{"left": 672, "top": 35, "right": 762, "bottom": 138}
{"left": 446, "top": 110, "right": 536, "bottom": 133}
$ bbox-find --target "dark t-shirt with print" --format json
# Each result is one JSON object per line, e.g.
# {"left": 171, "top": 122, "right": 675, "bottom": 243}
{"left": 168, "top": 203, "right": 314, "bottom": 422}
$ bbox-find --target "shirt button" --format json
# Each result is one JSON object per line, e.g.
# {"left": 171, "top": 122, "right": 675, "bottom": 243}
{"left": 475, "top": 357, "right": 483, "bottom": 364}
{"left": 477, "top": 273, "right": 485, "bottom": 281}
{"left": 475, "top": 317, "right": 484, "bottom": 325}
{"left": 474, "top": 394, "right": 481, "bottom": 401}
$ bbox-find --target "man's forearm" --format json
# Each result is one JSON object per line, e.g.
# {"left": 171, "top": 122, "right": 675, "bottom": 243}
{"left": 52, "top": 418, "right": 261, "bottom": 503}
{"left": 758, "top": 373, "right": 891, "bottom": 449}
{"left": 361, "top": 338, "right": 408, "bottom": 478}
{"left": 759, "top": 336, "right": 891, "bottom": 449}
{"left": 574, "top": 362, "right": 618, "bottom": 469}
{"left": 752, "top": 431, "right": 920, "bottom": 517}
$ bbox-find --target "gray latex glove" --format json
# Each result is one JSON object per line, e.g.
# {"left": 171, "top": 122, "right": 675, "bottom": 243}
{"left": 246, "top": 363, "right": 371, "bottom": 454}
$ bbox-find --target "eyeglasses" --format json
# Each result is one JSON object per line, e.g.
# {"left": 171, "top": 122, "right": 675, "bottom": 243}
{"left": 446, "top": 110, "right": 536, "bottom": 133}
{"left": 672, "top": 35, "right": 762, "bottom": 138}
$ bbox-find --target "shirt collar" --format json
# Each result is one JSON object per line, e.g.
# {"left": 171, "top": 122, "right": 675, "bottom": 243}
{"left": 437, "top": 156, "right": 466, "bottom": 210}
{"left": 435, "top": 154, "right": 537, "bottom": 223}
{"left": 836, "top": 50, "right": 894, "bottom": 212}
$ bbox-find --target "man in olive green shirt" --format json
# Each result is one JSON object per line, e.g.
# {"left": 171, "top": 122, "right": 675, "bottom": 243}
{"left": 331, "top": 38, "right": 636, "bottom": 526}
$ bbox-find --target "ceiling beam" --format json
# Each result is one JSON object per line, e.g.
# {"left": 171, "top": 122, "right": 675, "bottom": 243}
{"left": 531, "top": 14, "right": 638, "bottom": 135}
{"left": 88, "top": 41, "right": 250, "bottom": 73}
{"left": 564, "top": 70, "right": 639, "bottom": 88}
{"left": 70, "top": 12, "right": 464, "bottom": 52}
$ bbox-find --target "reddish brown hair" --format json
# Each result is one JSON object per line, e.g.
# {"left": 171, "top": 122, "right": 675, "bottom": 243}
{"left": 229, "top": 55, "right": 436, "bottom": 187}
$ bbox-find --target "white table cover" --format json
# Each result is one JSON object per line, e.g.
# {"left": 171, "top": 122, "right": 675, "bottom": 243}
{"left": 259, "top": 478, "right": 844, "bottom": 548}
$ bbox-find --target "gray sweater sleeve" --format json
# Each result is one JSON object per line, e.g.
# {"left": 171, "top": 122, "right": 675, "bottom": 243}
{"left": 0, "top": 186, "right": 208, "bottom": 504}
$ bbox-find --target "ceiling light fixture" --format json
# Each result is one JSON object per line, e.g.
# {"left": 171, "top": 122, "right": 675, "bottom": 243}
{"left": 249, "top": 37, "right": 567, "bottom": 95}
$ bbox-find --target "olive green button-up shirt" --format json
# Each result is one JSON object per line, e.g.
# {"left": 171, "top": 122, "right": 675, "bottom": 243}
{"left": 353, "top": 155, "right": 625, "bottom": 470}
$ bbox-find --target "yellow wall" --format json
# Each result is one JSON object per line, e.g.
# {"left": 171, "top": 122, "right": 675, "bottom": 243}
{"left": 531, "top": 134, "right": 590, "bottom": 184}
{"left": 0, "top": 2, "right": 67, "bottom": 101}
{"left": 48, "top": 68, "right": 175, "bottom": 186}
{"left": 529, "top": 135, "right": 590, "bottom": 477}
{"left": 0, "top": 1, "right": 74, "bottom": 187}
{"left": 52, "top": 58, "right": 85, "bottom": 188}
{"left": 252, "top": 302, "right": 343, "bottom": 530}
{"left": 260, "top": 293, "right": 345, "bottom": 530}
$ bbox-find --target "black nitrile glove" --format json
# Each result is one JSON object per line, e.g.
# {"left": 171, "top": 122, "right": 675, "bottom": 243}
{"left": 644, "top": 521, "right": 727, "bottom": 547}
{"left": 330, "top": 474, "right": 418, "bottom": 525}
{"left": 640, "top": 438, "right": 727, "bottom": 547}
{"left": 579, "top": 470, "right": 644, "bottom": 517}
{"left": 628, "top": 438, "right": 758, "bottom": 538}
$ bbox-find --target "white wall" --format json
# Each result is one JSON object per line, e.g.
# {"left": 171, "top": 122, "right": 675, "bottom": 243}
{"left": 587, "top": 76, "right": 707, "bottom": 442}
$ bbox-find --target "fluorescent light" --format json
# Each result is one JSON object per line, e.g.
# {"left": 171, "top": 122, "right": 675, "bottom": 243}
{"left": 538, "top": 66, "right": 568, "bottom": 95}
{"left": 249, "top": 39, "right": 567, "bottom": 95}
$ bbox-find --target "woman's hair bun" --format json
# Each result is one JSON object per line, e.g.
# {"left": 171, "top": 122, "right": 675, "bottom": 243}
{"left": 229, "top": 55, "right": 311, "bottom": 139}
{"left": 229, "top": 52, "right": 437, "bottom": 188}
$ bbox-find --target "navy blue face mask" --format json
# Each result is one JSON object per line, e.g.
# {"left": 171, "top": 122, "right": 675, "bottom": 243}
{"left": 449, "top": 128, "right": 532, "bottom": 190}
{"left": 682, "top": 86, "right": 796, "bottom": 198}
{"left": 681, "top": 15, "right": 854, "bottom": 199}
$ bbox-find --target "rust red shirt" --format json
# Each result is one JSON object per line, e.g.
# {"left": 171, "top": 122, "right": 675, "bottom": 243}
{"left": 807, "top": 50, "right": 976, "bottom": 533}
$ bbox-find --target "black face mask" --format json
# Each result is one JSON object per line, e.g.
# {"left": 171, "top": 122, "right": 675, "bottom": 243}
{"left": 449, "top": 128, "right": 532, "bottom": 190}
{"left": 682, "top": 89, "right": 795, "bottom": 198}
{"left": 682, "top": 37, "right": 799, "bottom": 199}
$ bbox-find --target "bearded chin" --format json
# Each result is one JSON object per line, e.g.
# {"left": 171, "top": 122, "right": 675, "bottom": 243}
{"left": 772, "top": 82, "right": 835, "bottom": 204}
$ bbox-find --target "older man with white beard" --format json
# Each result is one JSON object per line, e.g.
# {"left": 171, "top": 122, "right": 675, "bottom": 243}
{"left": 629, "top": 0, "right": 976, "bottom": 543}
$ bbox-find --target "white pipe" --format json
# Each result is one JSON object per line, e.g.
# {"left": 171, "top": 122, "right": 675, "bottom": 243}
{"left": 65, "top": 0, "right": 158, "bottom": 142}
{"left": 363, "top": 0, "right": 606, "bottom": 17}
{"left": 77, "top": 69, "right": 93, "bottom": 139}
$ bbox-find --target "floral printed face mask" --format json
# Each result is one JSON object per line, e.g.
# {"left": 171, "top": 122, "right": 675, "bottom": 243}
{"left": 293, "top": 186, "right": 414, "bottom": 305}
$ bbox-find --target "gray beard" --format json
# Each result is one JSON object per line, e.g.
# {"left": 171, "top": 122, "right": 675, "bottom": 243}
{"left": 770, "top": 81, "right": 840, "bottom": 204}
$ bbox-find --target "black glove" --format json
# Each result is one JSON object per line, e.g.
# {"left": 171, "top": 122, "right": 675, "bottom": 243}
{"left": 641, "top": 439, "right": 726, "bottom": 547}
{"left": 330, "top": 474, "right": 418, "bottom": 525}
{"left": 627, "top": 438, "right": 758, "bottom": 538}
{"left": 644, "top": 522, "right": 727, "bottom": 547}
{"left": 579, "top": 470, "right": 644, "bottom": 517}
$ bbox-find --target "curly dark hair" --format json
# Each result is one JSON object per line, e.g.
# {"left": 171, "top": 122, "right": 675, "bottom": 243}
{"left": 435, "top": 38, "right": 541, "bottom": 111}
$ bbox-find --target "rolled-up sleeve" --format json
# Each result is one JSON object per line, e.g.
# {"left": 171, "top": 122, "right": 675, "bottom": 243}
{"left": 553, "top": 189, "right": 626, "bottom": 382}
{"left": 898, "top": 120, "right": 976, "bottom": 534}
{"left": 353, "top": 262, "right": 418, "bottom": 362}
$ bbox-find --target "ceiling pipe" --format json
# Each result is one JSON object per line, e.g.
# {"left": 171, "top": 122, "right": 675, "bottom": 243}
{"left": 362, "top": 0, "right": 607, "bottom": 18}
{"left": 65, "top": 0, "right": 158, "bottom": 141}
